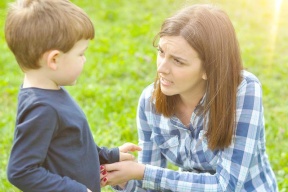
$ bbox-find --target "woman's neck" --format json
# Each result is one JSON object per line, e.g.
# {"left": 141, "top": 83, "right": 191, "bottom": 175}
{"left": 175, "top": 87, "right": 206, "bottom": 127}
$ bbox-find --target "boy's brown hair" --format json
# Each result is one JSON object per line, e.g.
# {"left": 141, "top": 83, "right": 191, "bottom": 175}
{"left": 5, "top": 0, "right": 94, "bottom": 71}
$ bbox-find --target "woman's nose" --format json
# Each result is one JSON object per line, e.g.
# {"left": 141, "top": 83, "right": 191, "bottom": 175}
{"left": 157, "top": 57, "right": 170, "bottom": 74}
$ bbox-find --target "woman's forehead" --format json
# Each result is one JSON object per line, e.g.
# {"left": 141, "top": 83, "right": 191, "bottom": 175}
{"left": 159, "top": 36, "right": 199, "bottom": 58}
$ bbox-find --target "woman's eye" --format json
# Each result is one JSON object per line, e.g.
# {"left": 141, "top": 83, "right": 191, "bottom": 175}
{"left": 174, "top": 58, "right": 183, "bottom": 65}
{"left": 157, "top": 48, "right": 164, "bottom": 55}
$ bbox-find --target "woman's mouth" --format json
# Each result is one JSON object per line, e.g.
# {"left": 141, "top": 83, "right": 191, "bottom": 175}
{"left": 160, "top": 77, "right": 173, "bottom": 86}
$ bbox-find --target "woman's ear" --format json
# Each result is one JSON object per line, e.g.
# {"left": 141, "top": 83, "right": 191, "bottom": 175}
{"left": 45, "top": 50, "right": 61, "bottom": 71}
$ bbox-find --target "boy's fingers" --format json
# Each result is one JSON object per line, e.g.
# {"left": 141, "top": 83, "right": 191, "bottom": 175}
{"left": 132, "top": 145, "right": 142, "bottom": 151}
{"left": 120, "top": 152, "right": 135, "bottom": 161}
{"left": 119, "top": 143, "right": 142, "bottom": 152}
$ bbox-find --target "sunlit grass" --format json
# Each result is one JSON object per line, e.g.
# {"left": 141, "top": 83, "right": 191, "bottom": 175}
{"left": 268, "top": 0, "right": 283, "bottom": 66}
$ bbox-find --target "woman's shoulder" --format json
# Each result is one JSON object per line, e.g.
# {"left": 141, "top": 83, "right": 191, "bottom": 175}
{"left": 137, "top": 83, "right": 156, "bottom": 109}
{"left": 140, "top": 83, "right": 155, "bottom": 98}
{"left": 241, "top": 70, "right": 261, "bottom": 84}
{"left": 237, "top": 70, "right": 262, "bottom": 98}
{"left": 238, "top": 70, "right": 261, "bottom": 90}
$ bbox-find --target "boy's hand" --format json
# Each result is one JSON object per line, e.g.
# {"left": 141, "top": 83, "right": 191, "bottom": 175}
{"left": 118, "top": 143, "right": 141, "bottom": 161}
{"left": 119, "top": 142, "right": 142, "bottom": 153}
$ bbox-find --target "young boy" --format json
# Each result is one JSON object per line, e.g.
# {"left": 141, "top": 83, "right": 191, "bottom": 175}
{"left": 5, "top": 0, "right": 140, "bottom": 191}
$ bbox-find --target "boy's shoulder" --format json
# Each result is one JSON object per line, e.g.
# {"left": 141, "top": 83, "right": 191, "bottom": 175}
{"left": 18, "top": 87, "right": 71, "bottom": 109}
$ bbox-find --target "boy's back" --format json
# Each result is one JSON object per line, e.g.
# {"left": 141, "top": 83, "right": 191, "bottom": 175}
{"left": 9, "top": 87, "right": 102, "bottom": 191}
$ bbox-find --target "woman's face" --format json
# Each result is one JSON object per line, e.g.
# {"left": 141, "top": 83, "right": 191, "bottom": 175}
{"left": 157, "top": 36, "right": 207, "bottom": 97}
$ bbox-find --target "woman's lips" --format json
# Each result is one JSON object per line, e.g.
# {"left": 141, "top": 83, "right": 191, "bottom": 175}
{"left": 160, "top": 77, "right": 173, "bottom": 86}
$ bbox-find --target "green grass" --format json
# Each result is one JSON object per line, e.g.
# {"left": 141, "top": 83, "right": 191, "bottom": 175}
{"left": 0, "top": 0, "right": 287, "bottom": 191}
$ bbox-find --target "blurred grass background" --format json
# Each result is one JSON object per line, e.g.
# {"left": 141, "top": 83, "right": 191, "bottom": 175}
{"left": 0, "top": 0, "right": 287, "bottom": 191}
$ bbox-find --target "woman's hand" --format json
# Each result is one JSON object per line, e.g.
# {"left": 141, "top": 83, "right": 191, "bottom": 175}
{"left": 100, "top": 165, "right": 108, "bottom": 187}
{"left": 103, "top": 161, "right": 145, "bottom": 187}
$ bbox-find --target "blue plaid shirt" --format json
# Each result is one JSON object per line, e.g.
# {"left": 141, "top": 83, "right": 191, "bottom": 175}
{"left": 115, "top": 71, "right": 277, "bottom": 192}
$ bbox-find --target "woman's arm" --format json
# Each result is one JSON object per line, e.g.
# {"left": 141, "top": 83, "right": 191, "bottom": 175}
{"left": 105, "top": 87, "right": 165, "bottom": 191}
{"left": 139, "top": 80, "right": 264, "bottom": 191}
{"left": 106, "top": 79, "right": 266, "bottom": 191}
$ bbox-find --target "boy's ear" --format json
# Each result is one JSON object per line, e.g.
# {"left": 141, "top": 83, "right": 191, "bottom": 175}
{"left": 202, "top": 72, "right": 207, "bottom": 80}
{"left": 45, "top": 50, "right": 61, "bottom": 70}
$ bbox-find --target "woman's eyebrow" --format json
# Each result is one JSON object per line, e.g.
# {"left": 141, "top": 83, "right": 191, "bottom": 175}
{"left": 158, "top": 45, "right": 188, "bottom": 62}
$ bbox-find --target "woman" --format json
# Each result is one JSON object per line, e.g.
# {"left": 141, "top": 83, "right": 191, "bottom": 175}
{"left": 103, "top": 4, "right": 278, "bottom": 191}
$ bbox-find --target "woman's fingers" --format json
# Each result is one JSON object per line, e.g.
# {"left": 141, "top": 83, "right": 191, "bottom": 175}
{"left": 104, "top": 162, "right": 119, "bottom": 172}
{"left": 100, "top": 177, "right": 108, "bottom": 188}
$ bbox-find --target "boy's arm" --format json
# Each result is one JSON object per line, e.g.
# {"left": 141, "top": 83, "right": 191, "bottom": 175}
{"left": 7, "top": 105, "right": 87, "bottom": 192}
{"left": 98, "top": 143, "right": 141, "bottom": 164}
{"left": 98, "top": 146, "right": 119, "bottom": 164}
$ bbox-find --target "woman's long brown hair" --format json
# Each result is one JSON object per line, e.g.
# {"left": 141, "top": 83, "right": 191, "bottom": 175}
{"left": 152, "top": 4, "right": 243, "bottom": 150}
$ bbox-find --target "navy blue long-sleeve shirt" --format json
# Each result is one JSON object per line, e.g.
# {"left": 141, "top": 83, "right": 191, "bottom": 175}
{"left": 7, "top": 87, "right": 119, "bottom": 192}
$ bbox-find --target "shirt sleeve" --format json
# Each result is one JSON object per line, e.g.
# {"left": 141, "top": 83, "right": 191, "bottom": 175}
{"left": 98, "top": 146, "right": 119, "bottom": 164}
{"left": 130, "top": 80, "right": 264, "bottom": 191}
{"left": 7, "top": 104, "right": 87, "bottom": 192}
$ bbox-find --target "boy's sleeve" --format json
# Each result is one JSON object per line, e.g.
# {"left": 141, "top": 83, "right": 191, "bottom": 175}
{"left": 98, "top": 146, "right": 119, "bottom": 164}
{"left": 7, "top": 105, "right": 87, "bottom": 192}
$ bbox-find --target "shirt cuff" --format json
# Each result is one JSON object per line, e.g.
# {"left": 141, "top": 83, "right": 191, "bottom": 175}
{"left": 111, "top": 180, "right": 135, "bottom": 192}
{"left": 142, "top": 164, "right": 163, "bottom": 190}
